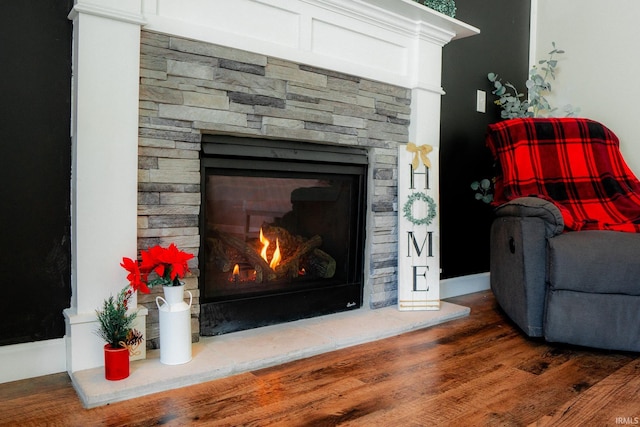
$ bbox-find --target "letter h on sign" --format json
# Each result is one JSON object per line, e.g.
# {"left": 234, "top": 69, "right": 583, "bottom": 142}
{"left": 410, "top": 164, "right": 430, "bottom": 190}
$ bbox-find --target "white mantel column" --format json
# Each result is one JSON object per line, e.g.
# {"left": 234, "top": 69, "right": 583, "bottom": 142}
{"left": 397, "top": 29, "right": 450, "bottom": 310}
{"left": 64, "top": 1, "right": 146, "bottom": 373}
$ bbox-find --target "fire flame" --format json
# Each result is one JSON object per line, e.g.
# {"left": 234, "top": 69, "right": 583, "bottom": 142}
{"left": 270, "top": 238, "right": 281, "bottom": 269}
{"left": 259, "top": 227, "right": 282, "bottom": 269}
{"left": 229, "top": 263, "right": 241, "bottom": 283}
{"left": 259, "top": 228, "right": 269, "bottom": 261}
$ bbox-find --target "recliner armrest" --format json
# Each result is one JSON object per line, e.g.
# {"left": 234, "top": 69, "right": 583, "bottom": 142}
{"left": 494, "top": 197, "right": 564, "bottom": 237}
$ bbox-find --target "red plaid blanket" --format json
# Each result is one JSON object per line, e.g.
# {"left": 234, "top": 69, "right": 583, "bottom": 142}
{"left": 486, "top": 117, "right": 640, "bottom": 232}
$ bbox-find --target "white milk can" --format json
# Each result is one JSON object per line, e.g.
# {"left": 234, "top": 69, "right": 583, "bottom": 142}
{"left": 156, "top": 285, "right": 193, "bottom": 365}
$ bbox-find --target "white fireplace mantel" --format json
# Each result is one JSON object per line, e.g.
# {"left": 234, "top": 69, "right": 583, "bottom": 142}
{"left": 55, "top": 0, "right": 479, "bottom": 376}
{"left": 141, "top": 0, "right": 478, "bottom": 89}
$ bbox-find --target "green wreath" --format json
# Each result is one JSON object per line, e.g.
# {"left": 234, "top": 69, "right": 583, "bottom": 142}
{"left": 403, "top": 192, "right": 437, "bottom": 226}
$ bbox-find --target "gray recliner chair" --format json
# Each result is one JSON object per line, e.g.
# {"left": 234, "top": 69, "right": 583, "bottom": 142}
{"left": 487, "top": 118, "right": 640, "bottom": 352}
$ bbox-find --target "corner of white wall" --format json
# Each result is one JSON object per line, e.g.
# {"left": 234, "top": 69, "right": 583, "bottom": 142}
{"left": 532, "top": 0, "right": 640, "bottom": 175}
{"left": 529, "top": 0, "right": 538, "bottom": 68}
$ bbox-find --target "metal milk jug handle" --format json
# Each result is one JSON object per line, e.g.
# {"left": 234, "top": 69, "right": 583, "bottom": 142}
{"left": 156, "top": 291, "right": 193, "bottom": 312}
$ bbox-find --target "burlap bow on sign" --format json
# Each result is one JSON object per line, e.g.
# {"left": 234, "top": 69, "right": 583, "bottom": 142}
{"left": 406, "top": 142, "right": 433, "bottom": 170}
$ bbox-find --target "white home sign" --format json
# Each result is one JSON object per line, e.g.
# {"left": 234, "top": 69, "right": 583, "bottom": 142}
{"left": 398, "top": 143, "right": 440, "bottom": 310}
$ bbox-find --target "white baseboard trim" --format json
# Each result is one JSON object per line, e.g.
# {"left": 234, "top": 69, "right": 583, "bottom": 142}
{"left": 440, "top": 272, "right": 491, "bottom": 299}
{"left": 0, "top": 338, "right": 66, "bottom": 384}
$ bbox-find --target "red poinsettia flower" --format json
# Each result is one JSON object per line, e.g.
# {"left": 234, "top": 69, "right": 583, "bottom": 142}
{"left": 141, "top": 245, "right": 167, "bottom": 277}
{"left": 130, "top": 243, "right": 195, "bottom": 288}
{"left": 120, "top": 257, "right": 151, "bottom": 294}
{"left": 164, "top": 243, "right": 194, "bottom": 280}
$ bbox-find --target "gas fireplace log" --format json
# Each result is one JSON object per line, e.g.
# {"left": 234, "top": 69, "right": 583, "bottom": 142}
{"left": 206, "top": 237, "right": 232, "bottom": 272}
{"left": 306, "top": 248, "right": 336, "bottom": 278}
{"left": 279, "top": 259, "right": 299, "bottom": 280}
{"left": 275, "top": 234, "right": 322, "bottom": 278}
{"left": 211, "top": 225, "right": 333, "bottom": 282}
{"left": 211, "top": 229, "right": 276, "bottom": 283}
{"left": 261, "top": 224, "right": 302, "bottom": 249}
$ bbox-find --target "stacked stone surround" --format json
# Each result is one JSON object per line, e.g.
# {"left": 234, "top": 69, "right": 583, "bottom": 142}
{"left": 137, "top": 30, "right": 410, "bottom": 347}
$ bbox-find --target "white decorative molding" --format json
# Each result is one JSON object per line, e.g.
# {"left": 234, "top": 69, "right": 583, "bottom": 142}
{"left": 309, "top": 18, "right": 409, "bottom": 75}
{"left": 141, "top": 0, "right": 479, "bottom": 89}
{"left": 310, "top": 0, "right": 477, "bottom": 41}
{"left": 68, "top": 2, "right": 146, "bottom": 25}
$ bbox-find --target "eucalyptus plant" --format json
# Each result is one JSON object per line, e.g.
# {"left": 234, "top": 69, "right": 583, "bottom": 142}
{"left": 488, "top": 42, "right": 578, "bottom": 119}
{"left": 479, "top": 44, "right": 579, "bottom": 203}
{"left": 487, "top": 74, "right": 529, "bottom": 119}
{"left": 471, "top": 179, "right": 494, "bottom": 204}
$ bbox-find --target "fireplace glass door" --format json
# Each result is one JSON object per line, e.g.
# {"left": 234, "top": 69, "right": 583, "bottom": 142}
{"left": 200, "top": 136, "right": 367, "bottom": 335}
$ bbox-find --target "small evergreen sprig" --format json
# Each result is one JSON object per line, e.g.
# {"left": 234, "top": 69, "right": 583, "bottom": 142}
{"left": 96, "top": 286, "right": 138, "bottom": 349}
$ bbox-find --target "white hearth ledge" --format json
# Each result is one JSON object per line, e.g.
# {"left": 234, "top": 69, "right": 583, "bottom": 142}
{"left": 73, "top": 300, "right": 470, "bottom": 408}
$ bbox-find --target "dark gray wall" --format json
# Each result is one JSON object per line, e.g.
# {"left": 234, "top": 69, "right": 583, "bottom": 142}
{"left": 0, "top": 1, "right": 73, "bottom": 345}
{"left": 439, "top": 0, "right": 531, "bottom": 278}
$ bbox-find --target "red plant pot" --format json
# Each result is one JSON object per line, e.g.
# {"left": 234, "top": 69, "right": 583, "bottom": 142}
{"left": 104, "top": 344, "right": 130, "bottom": 381}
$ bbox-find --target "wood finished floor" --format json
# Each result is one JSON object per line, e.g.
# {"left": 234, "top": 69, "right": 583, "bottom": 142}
{"left": 2, "top": 291, "right": 639, "bottom": 426}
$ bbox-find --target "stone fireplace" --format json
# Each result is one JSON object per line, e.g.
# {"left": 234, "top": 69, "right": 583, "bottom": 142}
{"left": 137, "top": 30, "right": 414, "bottom": 343}
{"left": 64, "top": 0, "right": 478, "bottom": 373}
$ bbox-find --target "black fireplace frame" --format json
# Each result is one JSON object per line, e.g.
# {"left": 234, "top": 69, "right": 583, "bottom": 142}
{"left": 199, "top": 135, "right": 368, "bottom": 335}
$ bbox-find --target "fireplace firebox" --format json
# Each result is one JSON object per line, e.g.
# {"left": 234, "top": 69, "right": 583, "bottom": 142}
{"left": 200, "top": 136, "right": 367, "bottom": 335}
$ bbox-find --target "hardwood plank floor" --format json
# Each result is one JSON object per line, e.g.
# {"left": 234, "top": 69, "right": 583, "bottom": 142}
{"left": 1, "top": 291, "right": 638, "bottom": 426}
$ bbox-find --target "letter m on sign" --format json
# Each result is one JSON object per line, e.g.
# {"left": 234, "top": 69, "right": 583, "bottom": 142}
{"left": 407, "top": 231, "right": 433, "bottom": 258}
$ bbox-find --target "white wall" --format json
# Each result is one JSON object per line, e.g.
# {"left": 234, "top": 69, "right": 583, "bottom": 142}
{"left": 533, "top": 0, "right": 640, "bottom": 175}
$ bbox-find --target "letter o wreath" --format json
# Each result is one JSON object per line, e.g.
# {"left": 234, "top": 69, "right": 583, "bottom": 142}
{"left": 403, "top": 192, "right": 437, "bottom": 226}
